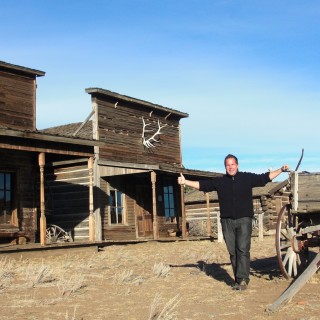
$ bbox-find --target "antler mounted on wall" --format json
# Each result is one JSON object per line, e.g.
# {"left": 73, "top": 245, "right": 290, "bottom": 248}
{"left": 141, "top": 117, "right": 167, "bottom": 149}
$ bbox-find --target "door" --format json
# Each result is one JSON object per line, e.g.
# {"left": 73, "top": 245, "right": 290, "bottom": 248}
{"left": 135, "top": 184, "right": 153, "bottom": 238}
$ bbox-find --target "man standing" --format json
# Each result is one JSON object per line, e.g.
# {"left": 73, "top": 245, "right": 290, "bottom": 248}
{"left": 178, "top": 154, "right": 289, "bottom": 291}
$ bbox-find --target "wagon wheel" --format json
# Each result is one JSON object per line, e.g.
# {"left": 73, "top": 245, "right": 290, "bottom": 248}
{"left": 46, "top": 224, "right": 73, "bottom": 243}
{"left": 275, "top": 205, "right": 308, "bottom": 279}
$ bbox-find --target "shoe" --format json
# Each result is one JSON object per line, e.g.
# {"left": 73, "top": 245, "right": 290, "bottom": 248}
{"left": 232, "top": 280, "right": 248, "bottom": 291}
{"left": 232, "top": 282, "right": 240, "bottom": 290}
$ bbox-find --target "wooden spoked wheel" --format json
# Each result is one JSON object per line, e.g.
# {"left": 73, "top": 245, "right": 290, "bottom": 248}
{"left": 46, "top": 224, "right": 72, "bottom": 243}
{"left": 275, "top": 205, "right": 308, "bottom": 279}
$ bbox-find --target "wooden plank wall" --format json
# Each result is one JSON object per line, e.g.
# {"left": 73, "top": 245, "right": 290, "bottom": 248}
{"left": 297, "top": 173, "right": 320, "bottom": 213}
{"left": 45, "top": 163, "right": 90, "bottom": 242}
{"left": 96, "top": 97, "right": 182, "bottom": 165}
{"left": 0, "top": 149, "right": 37, "bottom": 242}
{"left": 0, "top": 70, "right": 35, "bottom": 130}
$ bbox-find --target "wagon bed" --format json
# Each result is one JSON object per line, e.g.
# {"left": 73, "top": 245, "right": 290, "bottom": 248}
{"left": 291, "top": 172, "right": 320, "bottom": 214}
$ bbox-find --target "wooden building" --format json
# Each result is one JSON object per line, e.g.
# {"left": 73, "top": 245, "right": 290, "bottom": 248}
{"left": 43, "top": 88, "right": 221, "bottom": 241}
{"left": 0, "top": 61, "right": 98, "bottom": 244}
{"left": 1, "top": 59, "right": 289, "bottom": 245}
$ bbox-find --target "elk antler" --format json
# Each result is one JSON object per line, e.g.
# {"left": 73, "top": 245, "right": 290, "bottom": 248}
{"left": 142, "top": 117, "right": 167, "bottom": 149}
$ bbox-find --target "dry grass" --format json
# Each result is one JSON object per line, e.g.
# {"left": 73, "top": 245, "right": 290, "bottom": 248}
{"left": 24, "top": 262, "right": 55, "bottom": 288}
{"left": 111, "top": 269, "right": 144, "bottom": 285}
{"left": 57, "top": 273, "right": 86, "bottom": 297}
{"left": 0, "top": 257, "right": 14, "bottom": 291}
{"left": 0, "top": 237, "right": 319, "bottom": 320}
{"left": 149, "top": 294, "right": 180, "bottom": 320}
{"left": 152, "top": 262, "right": 171, "bottom": 278}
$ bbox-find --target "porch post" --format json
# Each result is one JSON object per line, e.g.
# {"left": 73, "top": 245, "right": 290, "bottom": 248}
{"left": 181, "top": 184, "right": 187, "bottom": 239}
{"left": 88, "top": 157, "right": 95, "bottom": 241}
{"left": 151, "top": 171, "right": 159, "bottom": 240}
{"left": 206, "top": 192, "right": 211, "bottom": 237}
{"left": 217, "top": 210, "right": 223, "bottom": 243}
{"left": 38, "top": 153, "right": 46, "bottom": 246}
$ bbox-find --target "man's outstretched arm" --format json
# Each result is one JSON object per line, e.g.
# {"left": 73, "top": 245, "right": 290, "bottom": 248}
{"left": 269, "top": 164, "right": 290, "bottom": 181}
{"left": 177, "top": 173, "right": 200, "bottom": 189}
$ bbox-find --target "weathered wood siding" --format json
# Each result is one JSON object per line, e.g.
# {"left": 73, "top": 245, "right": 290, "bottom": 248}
{"left": 95, "top": 96, "right": 182, "bottom": 165}
{"left": 296, "top": 173, "right": 320, "bottom": 213}
{"left": 44, "top": 163, "right": 90, "bottom": 241}
{"left": 0, "top": 70, "right": 36, "bottom": 130}
{"left": 0, "top": 149, "right": 38, "bottom": 242}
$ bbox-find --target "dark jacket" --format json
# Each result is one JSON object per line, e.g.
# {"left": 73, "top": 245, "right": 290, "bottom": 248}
{"left": 199, "top": 171, "right": 270, "bottom": 219}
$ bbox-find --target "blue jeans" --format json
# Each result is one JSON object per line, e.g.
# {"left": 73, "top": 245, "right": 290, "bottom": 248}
{"left": 221, "top": 217, "right": 252, "bottom": 284}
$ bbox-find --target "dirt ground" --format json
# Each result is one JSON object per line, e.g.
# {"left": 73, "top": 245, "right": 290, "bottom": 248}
{"left": 0, "top": 236, "right": 319, "bottom": 320}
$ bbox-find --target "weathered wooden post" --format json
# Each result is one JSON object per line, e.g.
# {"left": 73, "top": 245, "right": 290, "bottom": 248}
{"left": 206, "top": 192, "right": 211, "bottom": 237}
{"left": 88, "top": 157, "right": 95, "bottom": 241}
{"left": 217, "top": 210, "right": 223, "bottom": 243}
{"left": 266, "top": 252, "right": 320, "bottom": 313}
{"left": 38, "top": 152, "right": 46, "bottom": 246}
{"left": 181, "top": 184, "right": 187, "bottom": 239}
{"left": 151, "top": 171, "right": 159, "bottom": 240}
{"left": 258, "top": 212, "right": 264, "bottom": 241}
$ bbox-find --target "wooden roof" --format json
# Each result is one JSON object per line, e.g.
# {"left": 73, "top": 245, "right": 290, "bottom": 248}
{"left": 0, "top": 125, "right": 100, "bottom": 147}
{"left": 0, "top": 126, "right": 96, "bottom": 157}
{"left": 40, "top": 121, "right": 93, "bottom": 140}
{"left": 85, "top": 87, "right": 189, "bottom": 119}
{"left": 184, "top": 181, "right": 287, "bottom": 203}
{"left": 0, "top": 60, "right": 45, "bottom": 77}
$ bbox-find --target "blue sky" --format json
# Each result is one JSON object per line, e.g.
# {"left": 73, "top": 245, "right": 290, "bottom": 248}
{"left": 2, "top": 1, "right": 319, "bottom": 176}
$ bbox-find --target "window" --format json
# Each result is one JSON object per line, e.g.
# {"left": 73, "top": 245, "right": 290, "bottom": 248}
{"left": 109, "top": 189, "right": 124, "bottom": 225}
{"left": 0, "top": 172, "right": 13, "bottom": 224}
{"left": 163, "top": 181, "right": 175, "bottom": 219}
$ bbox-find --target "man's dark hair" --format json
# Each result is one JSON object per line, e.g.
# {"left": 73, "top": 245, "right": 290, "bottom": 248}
{"left": 224, "top": 154, "right": 238, "bottom": 166}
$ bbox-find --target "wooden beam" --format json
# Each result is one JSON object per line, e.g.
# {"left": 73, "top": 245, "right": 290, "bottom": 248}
{"left": 88, "top": 157, "right": 95, "bottom": 241}
{"left": 38, "top": 153, "right": 46, "bottom": 246}
{"left": 0, "top": 128, "right": 100, "bottom": 146}
{"left": 181, "top": 184, "right": 187, "bottom": 239}
{"left": 73, "top": 110, "right": 95, "bottom": 137}
{"left": 217, "top": 210, "right": 223, "bottom": 243}
{"left": 258, "top": 213, "right": 264, "bottom": 241}
{"left": 266, "top": 252, "right": 320, "bottom": 313}
{"left": 206, "top": 193, "right": 211, "bottom": 237}
{"left": 0, "top": 143, "right": 93, "bottom": 157}
{"left": 151, "top": 171, "right": 159, "bottom": 240}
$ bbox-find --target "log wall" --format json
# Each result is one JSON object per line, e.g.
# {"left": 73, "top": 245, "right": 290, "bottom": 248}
{"left": 44, "top": 163, "right": 91, "bottom": 241}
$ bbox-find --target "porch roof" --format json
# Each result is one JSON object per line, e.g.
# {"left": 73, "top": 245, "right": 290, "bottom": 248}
{"left": 0, "top": 126, "right": 99, "bottom": 146}
{"left": 0, "top": 125, "right": 100, "bottom": 157}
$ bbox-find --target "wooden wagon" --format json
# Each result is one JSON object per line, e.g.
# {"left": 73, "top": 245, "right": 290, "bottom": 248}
{"left": 276, "top": 171, "right": 320, "bottom": 279}
{"left": 267, "top": 151, "right": 320, "bottom": 312}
